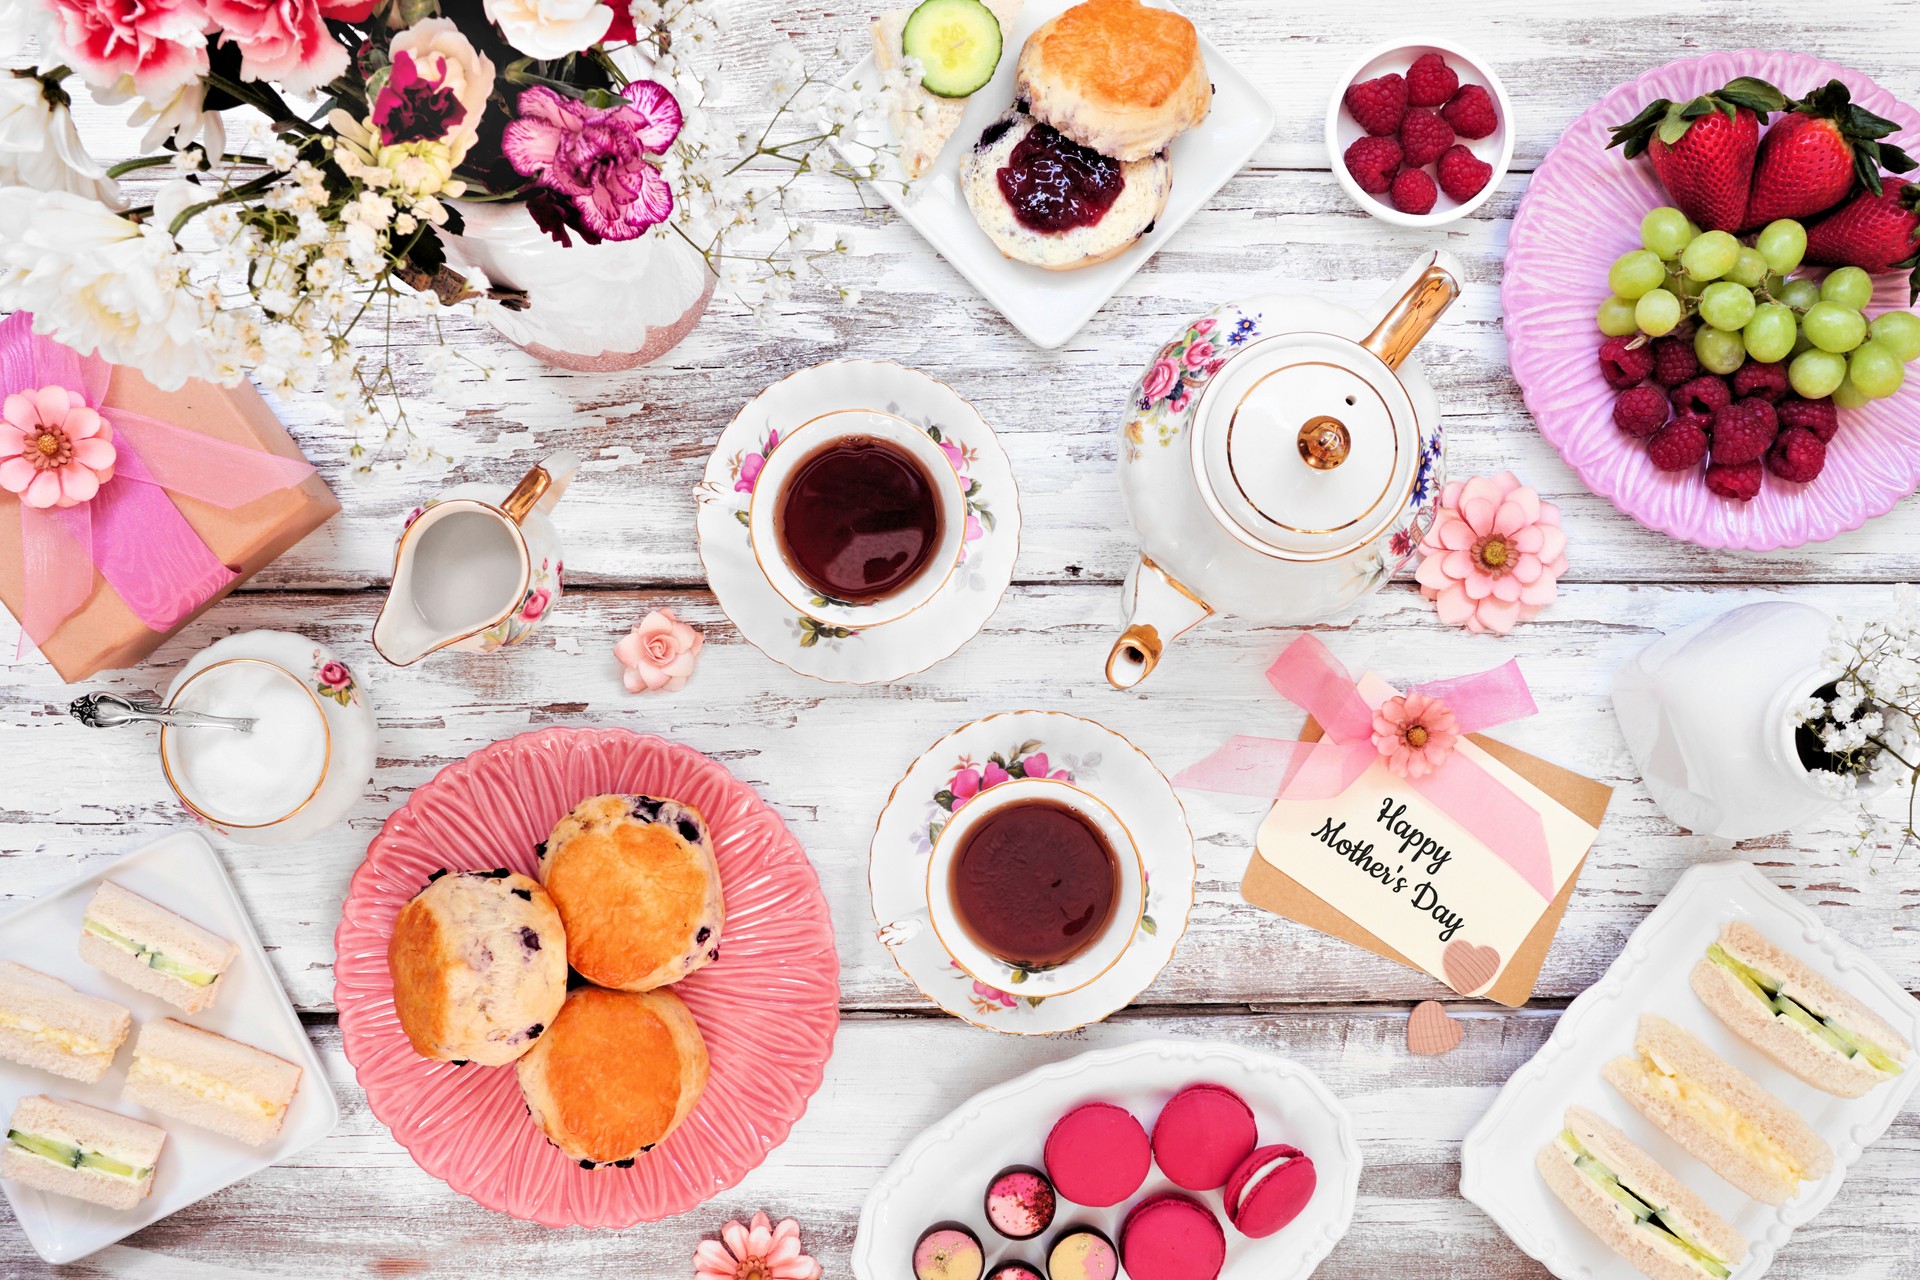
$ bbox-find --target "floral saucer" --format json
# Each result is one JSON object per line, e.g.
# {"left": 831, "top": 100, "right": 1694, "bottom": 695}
{"left": 869, "top": 711, "right": 1195, "bottom": 1034}
{"left": 697, "top": 360, "right": 1020, "bottom": 684}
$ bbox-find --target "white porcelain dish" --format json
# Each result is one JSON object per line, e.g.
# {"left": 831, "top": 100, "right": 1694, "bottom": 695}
{"left": 0, "top": 831, "right": 338, "bottom": 1264}
{"left": 852, "top": 1038, "right": 1361, "bottom": 1280}
{"left": 1460, "top": 861, "right": 1920, "bottom": 1280}
{"left": 832, "top": 0, "right": 1275, "bottom": 348}
{"left": 1325, "top": 37, "right": 1514, "bottom": 228}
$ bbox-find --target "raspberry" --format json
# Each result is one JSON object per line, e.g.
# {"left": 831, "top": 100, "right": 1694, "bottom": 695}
{"left": 1705, "top": 458, "right": 1764, "bottom": 501}
{"left": 1777, "top": 395, "right": 1839, "bottom": 443}
{"left": 1399, "top": 107, "right": 1455, "bottom": 167}
{"left": 1710, "top": 398, "right": 1780, "bottom": 464}
{"left": 1344, "top": 135, "right": 1403, "bottom": 194}
{"left": 1442, "top": 83, "right": 1499, "bottom": 140}
{"left": 1766, "top": 427, "right": 1827, "bottom": 483}
{"left": 1731, "top": 359, "right": 1790, "bottom": 403}
{"left": 1598, "top": 335, "right": 1654, "bottom": 389}
{"left": 1407, "top": 52, "right": 1459, "bottom": 108}
{"left": 1345, "top": 73, "right": 1408, "bottom": 136}
{"left": 1649, "top": 335, "right": 1701, "bottom": 387}
{"left": 1647, "top": 413, "right": 1711, "bottom": 470}
{"left": 1671, "top": 374, "right": 1731, "bottom": 416}
{"left": 1435, "top": 144, "right": 1492, "bottom": 204}
{"left": 1390, "top": 167, "right": 1438, "bottom": 215}
{"left": 1613, "top": 385, "right": 1670, "bottom": 437}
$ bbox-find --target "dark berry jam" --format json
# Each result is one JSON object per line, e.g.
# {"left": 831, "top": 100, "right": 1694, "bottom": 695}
{"left": 996, "top": 124, "right": 1125, "bottom": 234}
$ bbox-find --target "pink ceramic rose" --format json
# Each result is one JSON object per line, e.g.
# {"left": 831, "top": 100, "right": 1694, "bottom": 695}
{"left": 1414, "top": 471, "right": 1568, "bottom": 635}
{"left": 1193, "top": 317, "right": 1217, "bottom": 335}
{"left": 616, "top": 607, "right": 702, "bottom": 693}
{"left": 1141, "top": 358, "right": 1179, "bottom": 403}
{"left": 204, "top": 0, "right": 349, "bottom": 95}
{"left": 317, "top": 660, "right": 351, "bottom": 689}
{"left": 44, "top": 0, "right": 211, "bottom": 97}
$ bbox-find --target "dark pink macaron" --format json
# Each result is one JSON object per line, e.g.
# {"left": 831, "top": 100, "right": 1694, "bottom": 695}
{"left": 1223, "top": 1144, "right": 1316, "bottom": 1239}
{"left": 1043, "top": 1102, "right": 1150, "bottom": 1207}
{"left": 1119, "top": 1191, "right": 1227, "bottom": 1280}
{"left": 1150, "top": 1083, "right": 1258, "bottom": 1191}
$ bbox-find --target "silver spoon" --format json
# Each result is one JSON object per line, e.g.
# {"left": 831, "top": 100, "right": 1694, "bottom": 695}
{"left": 69, "top": 693, "right": 256, "bottom": 733}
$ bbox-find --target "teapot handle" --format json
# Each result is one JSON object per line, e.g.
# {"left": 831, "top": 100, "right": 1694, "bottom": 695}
{"left": 501, "top": 450, "right": 582, "bottom": 523}
{"left": 1359, "top": 250, "right": 1462, "bottom": 371}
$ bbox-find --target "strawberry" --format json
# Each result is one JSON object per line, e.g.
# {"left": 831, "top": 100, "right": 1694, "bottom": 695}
{"left": 1608, "top": 78, "right": 1787, "bottom": 231}
{"left": 1804, "top": 176, "right": 1920, "bottom": 303}
{"left": 1744, "top": 80, "right": 1916, "bottom": 228}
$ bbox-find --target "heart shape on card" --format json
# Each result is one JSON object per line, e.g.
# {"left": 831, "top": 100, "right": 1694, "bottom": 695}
{"left": 1407, "top": 1001, "right": 1463, "bottom": 1055}
{"left": 1442, "top": 940, "right": 1501, "bottom": 995}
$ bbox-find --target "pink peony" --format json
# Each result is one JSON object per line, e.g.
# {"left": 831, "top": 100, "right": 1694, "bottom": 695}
{"left": 0, "top": 384, "right": 115, "bottom": 509}
{"left": 204, "top": 0, "right": 349, "bottom": 95}
{"left": 1372, "top": 691, "right": 1459, "bottom": 779}
{"left": 45, "top": 0, "right": 212, "bottom": 98}
{"left": 1413, "top": 471, "right": 1567, "bottom": 636}
{"left": 1141, "top": 358, "right": 1178, "bottom": 402}
{"left": 693, "top": 1211, "right": 821, "bottom": 1280}
{"left": 501, "top": 80, "right": 682, "bottom": 241}
{"left": 615, "top": 607, "right": 702, "bottom": 693}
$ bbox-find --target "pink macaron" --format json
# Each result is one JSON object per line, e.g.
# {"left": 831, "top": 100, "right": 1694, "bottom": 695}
{"left": 1120, "top": 1191, "right": 1227, "bottom": 1280}
{"left": 1150, "top": 1083, "right": 1258, "bottom": 1192}
{"left": 1223, "top": 1144, "right": 1317, "bottom": 1239}
{"left": 1044, "top": 1102, "right": 1150, "bottom": 1207}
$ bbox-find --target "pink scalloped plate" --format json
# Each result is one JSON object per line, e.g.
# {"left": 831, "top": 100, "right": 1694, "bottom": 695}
{"left": 1506, "top": 50, "right": 1920, "bottom": 550}
{"left": 334, "top": 727, "right": 839, "bottom": 1228}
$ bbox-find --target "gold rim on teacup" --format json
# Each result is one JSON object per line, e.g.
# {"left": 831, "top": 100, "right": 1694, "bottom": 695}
{"left": 160, "top": 657, "right": 332, "bottom": 830}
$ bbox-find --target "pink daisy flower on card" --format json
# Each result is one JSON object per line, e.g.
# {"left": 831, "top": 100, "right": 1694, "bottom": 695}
{"left": 1372, "top": 691, "right": 1459, "bottom": 779}
{"left": 693, "top": 1211, "right": 821, "bottom": 1280}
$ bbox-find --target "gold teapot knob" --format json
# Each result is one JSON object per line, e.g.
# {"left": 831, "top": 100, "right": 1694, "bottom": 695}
{"left": 1297, "top": 416, "right": 1351, "bottom": 470}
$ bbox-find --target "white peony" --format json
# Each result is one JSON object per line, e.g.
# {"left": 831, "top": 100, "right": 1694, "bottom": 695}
{"left": 0, "top": 71, "right": 120, "bottom": 205}
{"left": 484, "top": 0, "right": 613, "bottom": 60}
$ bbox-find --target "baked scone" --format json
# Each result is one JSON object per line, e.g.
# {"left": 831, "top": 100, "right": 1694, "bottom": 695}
{"left": 873, "top": 0, "right": 1026, "bottom": 178}
{"left": 516, "top": 986, "right": 710, "bottom": 1166}
{"left": 537, "top": 795, "right": 725, "bottom": 992}
{"left": 1014, "top": 0, "right": 1211, "bottom": 162}
{"left": 388, "top": 869, "right": 567, "bottom": 1066}
{"left": 962, "top": 108, "right": 1171, "bottom": 269}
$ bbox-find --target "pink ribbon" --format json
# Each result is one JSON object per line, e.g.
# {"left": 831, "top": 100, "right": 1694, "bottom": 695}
{"left": 1174, "top": 634, "right": 1557, "bottom": 900}
{"left": 1, "top": 312, "right": 316, "bottom": 653}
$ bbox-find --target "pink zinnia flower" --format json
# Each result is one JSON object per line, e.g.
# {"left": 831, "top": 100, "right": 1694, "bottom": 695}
{"left": 693, "top": 1211, "right": 821, "bottom": 1280}
{"left": 0, "top": 384, "right": 115, "bottom": 509}
{"left": 615, "top": 607, "right": 702, "bottom": 693}
{"left": 1372, "top": 691, "right": 1459, "bottom": 779}
{"left": 1413, "top": 471, "right": 1567, "bottom": 635}
{"left": 203, "top": 0, "right": 349, "bottom": 95}
{"left": 44, "top": 0, "right": 211, "bottom": 98}
{"left": 502, "top": 80, "right": 682, "bottom": 241}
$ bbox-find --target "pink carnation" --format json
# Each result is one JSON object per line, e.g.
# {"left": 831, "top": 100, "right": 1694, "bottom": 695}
{"left": 1413, "top": 471, "right": 1567, "bottom": 635}
{"left": 204, "top": 0, "right": 348, "bottom": 95}
{"left": 45, "top": 0, "right": 212, "bottom": 98}
{"left": 501, "top": 80, "right": 682, "bottom": 241}
{"left": 615, "top": 607, "right": 702, "bottom": 693}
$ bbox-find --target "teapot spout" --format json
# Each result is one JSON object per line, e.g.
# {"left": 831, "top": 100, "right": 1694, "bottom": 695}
{"left": 1106, "top": 556, "right": 1213, "bottom": 690}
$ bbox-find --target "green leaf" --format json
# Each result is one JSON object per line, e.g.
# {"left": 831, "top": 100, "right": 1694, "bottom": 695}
{"left": 734, "top": 509, "right": 750, "bottom": 527}
{"left": 935, "top": 789, "right": 955, "bottom": 810}
{"left": 1141, "top": 915, "right": 1158, "bottom": 936}
{"left": 1008, "top": 968, "right": 1026, "bottom": 984}
{"left": 926, "top": 425, "right": 943, "bottom": 443}
{"left": 1025, "top": 996, "right": 1046, "bottom": 1008}
{"left": 798, "top": 631, "right": 817, "bottom": 648}
{"left": 980, "top": 509, "right": 996, "bottom": 531}
{"left": 1656, "top": 111, "right": 1694, "bottom": 147}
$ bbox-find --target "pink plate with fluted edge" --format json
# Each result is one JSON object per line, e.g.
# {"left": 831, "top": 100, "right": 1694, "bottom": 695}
{"left": 1506, "top": 51, "right": 1920, "bottom": 550}
{"left": 334, "top": 727, "right": 838, "bottom": 1227}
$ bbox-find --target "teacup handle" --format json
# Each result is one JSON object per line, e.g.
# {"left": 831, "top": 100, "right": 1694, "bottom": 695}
{"left": 501, "top": 450, "right": 582, "bottom": 523}
{"left": 876, "top": 916, "right": 927, "bottom": 950}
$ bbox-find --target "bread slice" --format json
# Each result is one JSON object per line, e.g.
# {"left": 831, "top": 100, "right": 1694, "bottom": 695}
{"left": 123, "top": 1018, "right": 303, "bottom": 1147}
{"left": 79, "top": 881, "right": 239, "bottom": 1015}
{"left": 961, "top": 108, "right": 1170, "bottom": 269}
{"left": 0, "top": 961, "right": 132, "bottom": 1083}
{"left": 2, "top": 1094, "right": 165, "bottom": 1211}
{"left": 1693, "top": 921, "right": 1911, "bottom": 1098}
{"left": 872, "top": 0, "right": 1026, "bottom": 178}
{"left": 1605, "top": 1014, "right": 1832, "bottom": 1205}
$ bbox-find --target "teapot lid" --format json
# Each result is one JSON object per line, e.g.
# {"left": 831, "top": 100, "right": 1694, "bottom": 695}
{"left": 1189, "top": 331, "right": 1422, "bottom": 561}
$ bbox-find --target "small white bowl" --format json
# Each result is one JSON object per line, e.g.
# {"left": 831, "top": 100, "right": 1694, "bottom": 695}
{"left": 1326, "top": 37, "right": 1515, "bottom": 228}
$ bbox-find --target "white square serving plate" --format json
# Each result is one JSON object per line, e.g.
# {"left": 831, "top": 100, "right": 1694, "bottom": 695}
{"left": 1460, "top": 861, "right": 1920, "bottom": 1280}
{"left": 0, "top": 830, "right": 338, "bottom": 1264}
{"left": 834, "top": 0, "right": 1274, "bottom": 348}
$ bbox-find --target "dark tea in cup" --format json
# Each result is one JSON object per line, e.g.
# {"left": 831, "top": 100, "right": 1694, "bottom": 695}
{"left": 775, "top": 436, "right": 945, "bottom": 604}
{"left": 948, "top": 796, "right": 1121, "bottom": 969}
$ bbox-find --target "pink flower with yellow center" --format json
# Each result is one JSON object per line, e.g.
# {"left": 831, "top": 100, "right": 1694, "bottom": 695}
{"left": 1371, "top": 691, "right": 1459, "bottom": 779}
{"left": 1413, "top": 471, "right": 1567, "bottom": 635}
{"left": 0, "top": 384, "right": 115, "bottom": 508}
{"left": 693, "top": 1211, "right": 821, "bottom": 1280}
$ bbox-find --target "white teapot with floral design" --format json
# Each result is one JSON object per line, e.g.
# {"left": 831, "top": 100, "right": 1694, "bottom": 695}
{"left": 1106, "top": 251, "right": 1461, "bottom": 689}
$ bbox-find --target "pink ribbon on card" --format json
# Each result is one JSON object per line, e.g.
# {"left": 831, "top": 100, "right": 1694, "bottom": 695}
{"left": 1174, "top": 634, "right": 1556, "bottom": 900}
{"left": 1, "top": 312, "right": 316, "bottom": 652}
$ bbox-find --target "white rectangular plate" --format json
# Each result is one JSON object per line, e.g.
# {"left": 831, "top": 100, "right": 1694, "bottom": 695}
{"left": 1460, "top": 861, "right": 1920, "bottom": 1280}
{"left": 0, "top": 830, "right": 338, "bottom": 1264}
{"left": 853, "top": 1038, "right": 1360, "bottom": 1280}
{"left": 834, "top": 0, "right": 1274, "bottom": 348}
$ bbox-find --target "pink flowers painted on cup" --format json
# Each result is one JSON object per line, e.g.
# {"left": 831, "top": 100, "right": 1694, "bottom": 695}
{"left": 1414, "top": 471, "right": 1567, "bottom": 636}
{"left": 734, "top": 429, "right": 778, "bottom": 493}
{"left": 1141, "top": 358, "right": 1180, "bottom": 404}
{"left": 1372, "top": 690, "right": 1459, "bottom": 779}
{"left": 503, "top": 80, "right": 682, "bottom": 242}
{"left": 692, "top": 1210, "right": 821, "bottom": 1280}
{"left": 520, "top": 587, "right": 552, "bottom": 621}
{"left": 936, "top": 742, "right": 1073, "bottom": 817}
{"left": 0, "top": 384, "right": 115, "bottom": 508}
{"left": 616, "top": 607, "right": 703, "bottom": 693}
{"left": 314, "top": 654, "right": 358, "bottom": 707}
{"left": 952, "top": 961, "right": 1019, "bottom": 1012}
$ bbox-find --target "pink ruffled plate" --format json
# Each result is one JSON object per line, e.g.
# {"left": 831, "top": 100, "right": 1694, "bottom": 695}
{"left": 1505, "top": 50, "right": 1920, "bottom": 550}
{"left": 334, "top": 727, "right": 839, "bottom": 1227}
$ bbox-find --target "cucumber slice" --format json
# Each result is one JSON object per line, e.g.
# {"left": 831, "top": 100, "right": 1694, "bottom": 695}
{"left": 77, "top": 1149, "right": 147, "bottom": 1180}
{"left": 1821, "top": 1018, "right": 1904, "bottom": 1075}
{"left": 82, "top": 918, "right": 144, "bottom": 957}
{"left": 8, "top": 1130, "right": 81, "bottom": 1169}
{"left": 1642, "top": 1219, "right": 1731, "bottom": 1279}
{"left": 903, "top": 0, "right": 1003, "bottom": 99}
{"left": 1775, "top": 993, "right": 1856, "bottom": 1056}
{"left": 150, "top": 951, "right": 219, "bottom": 987}
{"left": 1706, "top": 943, "right": 1779, "bottom": 1002}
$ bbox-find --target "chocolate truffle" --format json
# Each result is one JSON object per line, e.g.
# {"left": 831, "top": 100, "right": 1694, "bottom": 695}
{"left": 913, "top": 1223, "right": 984, "bottom": 1280}
{"left": 984, "top": 1165, "right": 1056, "bottom": 1240}
{"left": 1046, "top": 1226, "right": 1119, "bottom": 1280}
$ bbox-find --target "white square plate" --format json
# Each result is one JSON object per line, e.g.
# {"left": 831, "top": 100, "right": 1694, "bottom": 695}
{"left": 834, "top": 0, "right": 1274, "bottom": 348}
{"left": 0, "top": 830, "right": 338, "bottom": 1264}
{"left": 1461, "top": 861, "right": 1920, "bottom": 1280}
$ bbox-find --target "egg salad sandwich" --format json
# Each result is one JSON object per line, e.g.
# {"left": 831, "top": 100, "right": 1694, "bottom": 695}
{"left": 79, "top": 881, "right": 239, "bottom": 1015}
{"left": 124, "top": 1018, "right": 303, "bottom": 1147}
{"left": 1537, "top": 1106, "right": 1748, "bottom": 1280}
{"left": 3, "top": 1094, "right": 166, "bottom": 1211}
{"left": 0, "top": 961, "right": 132, "bottom": 1084}
{"left": 1605, "top": 1014, "right": 1832, "bottom": 1205}
{"left": 1693, "top": 920, "right": 1910, "bottom": 1098}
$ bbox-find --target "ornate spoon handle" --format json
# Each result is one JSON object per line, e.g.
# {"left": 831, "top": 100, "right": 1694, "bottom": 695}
{"left": 68, "top": 693, "right": 257, "bottom": 733}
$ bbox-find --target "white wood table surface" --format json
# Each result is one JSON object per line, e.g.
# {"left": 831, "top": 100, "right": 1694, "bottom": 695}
{"left": 5, "top": 1, "right": 1920, "bottom": 1275}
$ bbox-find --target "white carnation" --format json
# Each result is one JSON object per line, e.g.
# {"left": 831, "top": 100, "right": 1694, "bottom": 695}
{"left": 483, "top": 0, "right": 613, "bottom": 60}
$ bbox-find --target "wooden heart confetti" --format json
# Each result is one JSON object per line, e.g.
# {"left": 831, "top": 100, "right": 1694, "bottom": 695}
{"left": 1443, "top": 939, "right": 1501, "bottom": 995}
{"left": 1407, "top": 1000, "right": 1463, "bottom": 1055}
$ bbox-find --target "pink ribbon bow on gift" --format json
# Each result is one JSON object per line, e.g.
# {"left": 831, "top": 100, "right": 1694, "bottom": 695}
{"left": 0, "top": 312, "right": 316, "bottom": 652}
{"left": 1174, "top": 634, "right": 1556, "bottom": 900}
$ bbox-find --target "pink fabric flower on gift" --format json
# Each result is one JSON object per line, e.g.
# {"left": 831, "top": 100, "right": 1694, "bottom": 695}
{"left": 616, "top": 607, "right": 702, "bottom": 693}
{"left": 1372, "top": 691, "right": 1459, "bottom": 779}
{"left": 203, "top": 0, "right": 349, "bottom": 95}
{"left": 502, "top": 80, "right": 682, "bottom": 241}
{"left": 693, "top": 1211, "right": 821, "bottom": 1280}
{"left": 1413, "top": 471, "right": 1567, "bottom": 636}
{"left": 0, "top": 384, "right": 115, "bottom": 509}
{"left": 44, "top": 0, "right": 212, "bottom": 97}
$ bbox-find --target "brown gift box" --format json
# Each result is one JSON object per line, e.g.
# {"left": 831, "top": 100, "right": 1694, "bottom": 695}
{"left": 0, "top": 367, "right": 339, "bottom": 683}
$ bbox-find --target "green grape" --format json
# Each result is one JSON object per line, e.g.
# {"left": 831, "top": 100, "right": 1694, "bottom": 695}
{"left": 1832, "top": 376, "right": 1871, "bottom": 410}
{"left": 1635, "top": 288, "right": 1683, "bottom": 337}
{"left": 1790, "top": 348, "right": 1848, "bottom": 398}
{"left": 1803, "top": 301, "right": 1868, "bottom": 353}
{"left": 1756, "top": 219, "right": 1808, "bottom": 274}
{"left": 1777, "top": 277, "right": 1821, "bottom": 311}
{"left": 1726, "top": 248, "right": 1770, "bottom": 288}
{"left": 1641, "top": 207, "right": 1693, "bottom": 259}
{"left": 1849, "top": 340, "right": 1906, "bottom": 399}
{"left": 1867, "top": 310, "right": 1920, "bottom": 362}
{"left": 1685, "top": 218, "right": 1703, "bottom": 241}
{"left": 1764, "top": 272, "right": 1789, "bottom": 294}
{"left": 1597, "top": 295, "right": 1641, "bottom": 337}
{"left": 1821, "top": 266, "right": 1875, "bottom": 310}
{"left": 1609, "top": 250, "right": 1668, "bottom": 300}
{"left": 1681, "top": 230, "right": 1741, "bottom": 281}
{"left": 1743, "top": 303, "right": 1798, "bottom": 363}
{"left": 1791, "top": 329, "right": 1816, "bottom": 357}
{"left": 1699, "top": 281, "right": 1757, "bottom": 331}
{"left": 1668, "top": 272, "right": 1706, "bottom": 298}
{"left": 1695, "top": 325, "right": 1747, "bottom": 375}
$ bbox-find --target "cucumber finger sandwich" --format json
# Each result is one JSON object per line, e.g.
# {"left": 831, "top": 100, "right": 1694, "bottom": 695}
{"left": 872, "top": 0, "right": 1022, "bottom": 178}
{"left": 79, "top": 881, "right": 239, "bottom": 1016}
{"left": 3, "top": 1095, "right": 166, "bottom": 1211}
